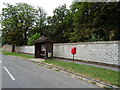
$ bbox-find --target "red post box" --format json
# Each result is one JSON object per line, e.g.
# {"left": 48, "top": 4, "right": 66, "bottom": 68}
{"left": 71, "top": 47, "right": 76, "bottom": 54}
{"left": 71, "top": 47, "right": 76, "bottom": 63}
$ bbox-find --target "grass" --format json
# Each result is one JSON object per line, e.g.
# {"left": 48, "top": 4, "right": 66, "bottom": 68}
{"left": 2, "top": 50, "right": 34, "bottom": 58}
{"left": 55, "top": 69, "right": 60, "bottom": 71}
{"left": 44, "top": 59, "right": 120, "bottom": 87}
{"left": 91, "top": 81, "right": 96, "bottom": 85}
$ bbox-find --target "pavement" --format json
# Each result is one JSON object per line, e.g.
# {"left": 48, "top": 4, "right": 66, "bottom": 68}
{"left": 1, "top": 54, "right": 99, "bottom": 88}
{"left": 25, "top": 56, "right": 119, "bottom": 72}
{"left": 53, "top": 58, "right": 120, "bottom": 72}
{"left": 27, "top": 58, "right": 45, "bottom": 62}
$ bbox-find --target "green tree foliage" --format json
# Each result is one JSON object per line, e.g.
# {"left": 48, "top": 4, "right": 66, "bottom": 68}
{"left": 70, "top": 2, "right": 120, "bottom": 42}
{"left": 1, "top": 3, "right": 46, "bottom": 51}
{"left": 45, "top": 4, "right": 72, "bottom": 42}
{"left": 45, "top": 2, "right": 120, "bottom": 43}
{"left": 2, "top": 3, "right": 37, "bottom": 46}
{"left": 1, "top": 2, "right": 120, "bottom": 48}
{"left": 27, "top": 33, "right": 41, "bottom": 45}
{"left": 30, "top": 7, "right": 47, "bottom": 36}
{"left": 15, "top": 3, "right": 37, "bottom": 44}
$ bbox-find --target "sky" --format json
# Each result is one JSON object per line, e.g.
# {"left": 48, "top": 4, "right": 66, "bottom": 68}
{"left": 0, "top": 0, "right": 74, "bottom": 16}
{"left": 0, "top": 0, "right": 74, "bottom": 32}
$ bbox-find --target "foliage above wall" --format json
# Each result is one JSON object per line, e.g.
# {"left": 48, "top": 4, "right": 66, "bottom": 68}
{"left": 27, "top": 33, "right": 41, "bottom": 45}
{"left": 1, "top": 2, "right": 120, "bottom": 47}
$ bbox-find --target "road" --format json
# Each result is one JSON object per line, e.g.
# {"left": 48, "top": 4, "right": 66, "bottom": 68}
{"left": 2, "top": 53, "right": 99, "bottom": 88}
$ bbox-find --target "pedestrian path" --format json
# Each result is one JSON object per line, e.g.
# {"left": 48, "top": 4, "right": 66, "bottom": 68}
{"left": 28, "top": 58, "right": 45, "bottom": 62}
{"left": 27, "top": 58, "right": 119, "bottom": 72}
{"left": 53, "top": 58, "right": 120, "bottom": 72}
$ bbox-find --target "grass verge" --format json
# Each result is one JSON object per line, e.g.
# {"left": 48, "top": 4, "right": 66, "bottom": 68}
{"left": 44, "top": 59, "right": 120, "bottom": 87}
{"left": 2, "top": 50, "right": 34, "bottom": 58}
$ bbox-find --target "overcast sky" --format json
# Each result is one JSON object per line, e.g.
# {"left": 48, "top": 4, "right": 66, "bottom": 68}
{"left": 0, "top": 0, "right": 73, "bottom": 16}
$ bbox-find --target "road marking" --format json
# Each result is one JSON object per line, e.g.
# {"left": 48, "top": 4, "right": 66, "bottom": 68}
{"left": 0, "top": 61, "right": 1, "bottom": 63}
{"left": 3, "top": 66, "right": 16, "bottom": 80}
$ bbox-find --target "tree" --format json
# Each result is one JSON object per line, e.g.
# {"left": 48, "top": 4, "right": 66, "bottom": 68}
{"left": 30, "top": 7, "right": 47, "bottom": 36}
{"left": 69, "top": 2, "right": 120, "bottom": 42}
{"left": 14, "top": 3, "right": 37, "bottom": 44}
{"left": 69, "top": 2, "right": 90, "bottom": 42}
{"left": 46, "top": 4, "right": 71, "bottom": 42}
{"left": 2, "top": 3, "right": 37, "bottom": 51}
{"left": 2, "top": 3, "right": 22, "bottom": 51}
{"left": 27, "top": 33, "right": 41, "bottom": 45}
{"left": 2, "top": 2, "right": 120, "bottom": 49}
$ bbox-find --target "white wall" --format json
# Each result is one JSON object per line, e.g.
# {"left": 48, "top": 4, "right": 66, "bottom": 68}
{"left": 3, "top": 45, "right": 35, "bottom": 54}
{"left": 3, "top": 41, "right": 120, "bottom": 66}
{"left": 16, "top": 46, "right": 35, "bottom": 54}
{"left": 3, "top": 45, "right": 12, "bottom": 52}
{"left": 53, "top": 41, "right": 119, "bottom": 65}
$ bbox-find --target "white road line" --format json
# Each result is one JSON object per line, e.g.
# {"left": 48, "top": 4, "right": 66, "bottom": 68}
{"left": 3, "top": 66, "right": 16, "bottom": 80}
{"left": 0, "top": 61, "right": 1, "bottom": 63}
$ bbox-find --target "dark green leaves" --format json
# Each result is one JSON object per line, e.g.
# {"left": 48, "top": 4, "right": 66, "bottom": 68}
{"left": 2, "top": 2, "right": 120, "bottom": 46}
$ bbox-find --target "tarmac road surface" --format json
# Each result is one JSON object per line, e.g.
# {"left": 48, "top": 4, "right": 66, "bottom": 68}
{"left": 2, "top": 54, "right": 99, "bottom": 88}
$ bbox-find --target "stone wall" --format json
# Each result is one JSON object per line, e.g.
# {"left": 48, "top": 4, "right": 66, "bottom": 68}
{"left": 53, "top": 41, "right": 119, "bottom": 66}
{"left": 3, "top": 45, "right": 34, "bottom": 54}
{"left": 3, "top": 45, "right": 12, "bottom": 52}
{"left": 15, "top": 46, "right": 35, "bottom": 54}
{"left": 3, "top": 41, "right": 120, "bottom": 66}
{"left": 118, "top": 41, "right": 120, "bottom": 65}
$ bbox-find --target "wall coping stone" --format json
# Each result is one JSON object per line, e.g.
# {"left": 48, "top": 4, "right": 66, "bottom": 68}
{"left": 54, "top": 41, "right": 120, "bottom": 45}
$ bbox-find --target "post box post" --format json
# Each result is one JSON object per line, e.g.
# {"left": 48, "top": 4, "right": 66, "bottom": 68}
{"left": 73, "top": 54, "right": 74, "bottom": 63}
